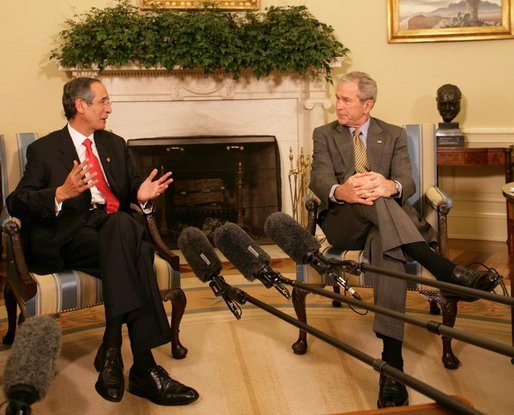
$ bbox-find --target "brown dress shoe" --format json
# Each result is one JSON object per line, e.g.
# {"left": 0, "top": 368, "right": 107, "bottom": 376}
{"left": 94, "top": 346, "right": 124, "bottom": 402}
{"left": 128, "top": 365, "right": 199, "bottom": 406}
{"left": 377, "top": 375, "right": 409, "bottom": 408}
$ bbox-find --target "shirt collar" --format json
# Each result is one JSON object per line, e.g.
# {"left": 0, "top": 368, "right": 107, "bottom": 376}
{"left": 350, "top": 118, "right": 371, "bottom": 140}
{"left": 67, "top": 124, "right": 95, "bottom": 148}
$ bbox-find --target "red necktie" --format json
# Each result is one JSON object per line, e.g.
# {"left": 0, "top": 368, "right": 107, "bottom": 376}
{"left": 82, "top": 138, "right": 119, "bottom": 214}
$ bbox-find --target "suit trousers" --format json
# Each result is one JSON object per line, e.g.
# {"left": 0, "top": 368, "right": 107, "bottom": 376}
{"left": 321, "top": 197, "right": 426, "bottom": 341}
{"left": 60, "top": 210, "right": 172, "bottom": 354}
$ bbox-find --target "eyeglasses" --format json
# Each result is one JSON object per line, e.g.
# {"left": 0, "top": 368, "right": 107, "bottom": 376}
{"left": 82, "top": 97, "right": 112, "bottom": 107}
{"left": 97, "top": 98, "right": 112, "bottom": 106}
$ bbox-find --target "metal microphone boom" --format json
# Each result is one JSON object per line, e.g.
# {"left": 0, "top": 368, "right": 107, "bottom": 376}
{"left": 276, "top": 275, "right": 514, "bottom": 360}
{"left": 213, "top": 279, "right": 482, "bottom": 415}
{"left": 335, "top": 259, "right": 514, "bottom": 306}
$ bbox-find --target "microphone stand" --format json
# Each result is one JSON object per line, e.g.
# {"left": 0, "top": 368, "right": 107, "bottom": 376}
{"left": 276, "top": 275, "right": 514, "bottom": 360}
{"left": 215, "top": 280, "right": 482, "bottom": 415}
{"left": 257, "top": 264, "right": 291, "bottom": 299}
{"left": 209, "top": 275, "right": 243, "bottom": 320}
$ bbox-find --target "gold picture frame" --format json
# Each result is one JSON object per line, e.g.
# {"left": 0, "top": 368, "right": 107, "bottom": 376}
{"left": 141, "top": 0, "right": 260, "bottom": 10}
{"left": 387, "top": 0, "right": 514, "bottom": 43}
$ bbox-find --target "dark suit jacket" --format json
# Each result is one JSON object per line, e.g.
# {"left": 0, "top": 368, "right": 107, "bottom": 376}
{"left": 6, "top": 126, "right": 142, "bottom": 274}
{"left": 309, "top": 117, "right": 435, "bottom": 244}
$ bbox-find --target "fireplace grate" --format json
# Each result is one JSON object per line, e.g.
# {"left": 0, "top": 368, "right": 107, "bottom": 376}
{"left": 128, "top": 135, "right": 281, "bottom": 248}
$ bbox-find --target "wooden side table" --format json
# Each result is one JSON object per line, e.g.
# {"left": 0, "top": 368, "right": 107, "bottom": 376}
{"left": 437, "top": 143, "right": 513, "bottom": 183}
{"left": 501, "top": 182, "right": 514, "bottom": 354}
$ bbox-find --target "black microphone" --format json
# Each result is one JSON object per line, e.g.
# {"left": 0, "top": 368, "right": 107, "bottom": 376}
{"left": 213, "top": 222, "right": 291, "bottom": 299}
{"left": 177, "top": 226, "right": 242, "bottom": 319}
{"left": 264, "top": 211, "right": 362, "bottom": 300}
{"left": 3, "top": 315, "right": 62, "bottom": 415}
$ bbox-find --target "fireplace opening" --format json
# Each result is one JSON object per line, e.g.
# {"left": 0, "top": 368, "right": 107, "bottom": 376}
{"left": 128, "top": 136, "right": 281, "bottom": 248}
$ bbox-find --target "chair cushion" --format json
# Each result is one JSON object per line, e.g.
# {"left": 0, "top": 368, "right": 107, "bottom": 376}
{"left": 21, "top": 254, "right": 180, "bottom": 317}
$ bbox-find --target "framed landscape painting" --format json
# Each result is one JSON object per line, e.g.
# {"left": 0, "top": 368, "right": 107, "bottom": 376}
{"left": 387, "top": 0, "right": 514, "bottom": 42}
{"left": 141, "top": 0, "right": 260, "bottom": 10}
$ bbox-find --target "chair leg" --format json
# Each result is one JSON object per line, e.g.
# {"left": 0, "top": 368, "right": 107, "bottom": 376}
{"left": 291, "top": 287, "right": 309, "bottom": 355}
{"left": 167, "top": 287, "right": 188, "bottom": 359}
{"left": 2, "top": 283, "right": 19, "bottom": 345}
{"left": 429, "top": 300, "right": 441, "bottom": 315}
{"left": 332, "top": 285, "right": 342, "bottom": 307}
{"left": 439, "top": 296, "right": 460, "bottom": 370}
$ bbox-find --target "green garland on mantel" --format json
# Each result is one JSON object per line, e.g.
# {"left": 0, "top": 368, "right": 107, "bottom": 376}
{"left": 50, "top": 0, "right": 348, "bottom": 81}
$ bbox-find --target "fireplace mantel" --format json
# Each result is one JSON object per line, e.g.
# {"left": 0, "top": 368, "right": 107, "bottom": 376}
{"left": 66, "top": 64, "right": 342, "bottom": 215}
{"left": 65, "top": 65, "right": 337, "bottom": 106}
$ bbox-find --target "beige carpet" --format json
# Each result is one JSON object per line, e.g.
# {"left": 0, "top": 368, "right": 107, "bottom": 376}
{"left": 1, "top": 290, "right": 513, "bottom": 415}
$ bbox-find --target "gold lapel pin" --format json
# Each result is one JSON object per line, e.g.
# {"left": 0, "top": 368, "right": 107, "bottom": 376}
{"left": 106, "top": 157, "right": 111, "bottom": 163}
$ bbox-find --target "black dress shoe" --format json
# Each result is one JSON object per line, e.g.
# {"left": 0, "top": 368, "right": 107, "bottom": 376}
{"left": 128, "top": 365, "right": 199, "bottom": 406}
{"left": 94, "top": 346, "right": 124, "bottom": 402}
{"left": 451, "top": 265, "right": 503, "bottom": 292}
{"left": 377, "top": 375, "right": 409, "bottom": 408}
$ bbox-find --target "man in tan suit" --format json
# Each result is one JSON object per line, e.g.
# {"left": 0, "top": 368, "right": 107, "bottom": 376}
{"left": 309, "top": 71, "right": 502, "bottom": 408}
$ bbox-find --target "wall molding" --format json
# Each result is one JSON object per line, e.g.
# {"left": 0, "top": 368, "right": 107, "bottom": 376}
{"left": 461, "top": 127, "right": 514, "bottom": 143}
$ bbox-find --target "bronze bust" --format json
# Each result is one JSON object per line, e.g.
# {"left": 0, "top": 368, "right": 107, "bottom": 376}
{"left": 436, "top": 84, "right": 462, "bottom": 123}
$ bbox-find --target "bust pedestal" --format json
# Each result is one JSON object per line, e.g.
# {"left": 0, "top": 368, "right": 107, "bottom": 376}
{"left": 436, "top": 122, "right": 464, "bottom": 147}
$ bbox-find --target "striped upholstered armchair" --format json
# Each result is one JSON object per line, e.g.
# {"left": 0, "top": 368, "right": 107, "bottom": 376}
{"left": 292, "top": 124, "right": 463, "bottom": 370}
{"left": 1, "top": 133, "right": 188, "bottom": 360}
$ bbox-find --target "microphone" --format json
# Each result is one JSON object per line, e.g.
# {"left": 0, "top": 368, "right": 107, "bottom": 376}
{"left": 3, "top": 315, "right": 62, "bottom": 415}
{"left": 213, "top": 222, "right": 291, "bottom": 299}
{"left": 177, "top": 226, "right": 242, "bottom": 319}
{"left": 264, "top": 212, "right": 362, "bottom": 300}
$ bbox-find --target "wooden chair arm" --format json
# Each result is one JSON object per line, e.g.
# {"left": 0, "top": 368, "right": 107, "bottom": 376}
{"left": 305, "top": 197, "right": 320, "bottom": 236}
{"left": 144, "top": 211, "right": 180, "bottom": 271}
{"left": 425, "top": 186, "right": 452, "bottom": 215}
{"left": 2, "top": 218, "right": 37, "bottom": 301}
{"left": 130, "top": 203, "right": 180, "bottom": 272}
{"left": 424, "top": 186, "right": 452, "bottom": 258}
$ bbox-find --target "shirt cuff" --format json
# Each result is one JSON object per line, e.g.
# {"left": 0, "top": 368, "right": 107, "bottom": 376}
{"left": 393, "top": 180, "right": 402, "bottom": 198}
{"left": 54, "top": 198, "right": 63, "bottom": 216}
{"left": 139, "top": 200, "right": 154, "bottom": 214}
{"left": 329, "top": 184, "right": 344, "bottom": 204}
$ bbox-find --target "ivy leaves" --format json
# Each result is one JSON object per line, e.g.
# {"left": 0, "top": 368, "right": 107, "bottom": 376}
{"left": 50, "top": 0, "right": 348, "bottom": 81}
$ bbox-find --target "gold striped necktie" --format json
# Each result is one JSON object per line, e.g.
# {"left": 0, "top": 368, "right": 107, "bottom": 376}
{"left": 352, "top": 128, "right": 369, "bottom": 173}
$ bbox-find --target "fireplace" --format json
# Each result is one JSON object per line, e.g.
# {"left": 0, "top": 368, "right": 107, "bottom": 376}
{"left": 128, "top": 135, "right": 281, "bottom": 247}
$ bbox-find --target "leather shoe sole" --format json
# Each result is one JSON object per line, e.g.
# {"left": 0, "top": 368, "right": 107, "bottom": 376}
{"left": 129, "top": 365, "right": 199, "bottom": 406}
{"left": 377, "top": 375, "right": 409, "bottom": 408}
{"left": 94, "top": 346, "right": 125, "bottom": 402}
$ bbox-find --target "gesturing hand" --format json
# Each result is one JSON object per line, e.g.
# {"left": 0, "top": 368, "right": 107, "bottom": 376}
{"left": 137, "top": 169, "right": 173, "bottom": 204}
{"left": 55, "top": 160, "right": 97, "bottom": 203}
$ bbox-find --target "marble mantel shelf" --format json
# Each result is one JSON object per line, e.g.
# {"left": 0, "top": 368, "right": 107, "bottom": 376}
{"left": 61, "top": 59, "right": 343, "bottom": 105}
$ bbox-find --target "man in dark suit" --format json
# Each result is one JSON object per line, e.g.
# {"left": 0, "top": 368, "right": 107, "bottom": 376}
{"left": 6, "top": 77, "right": 199, "bottom": 406}
{"left": 309, "top": 71, "right": 502, "bottom": 408}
